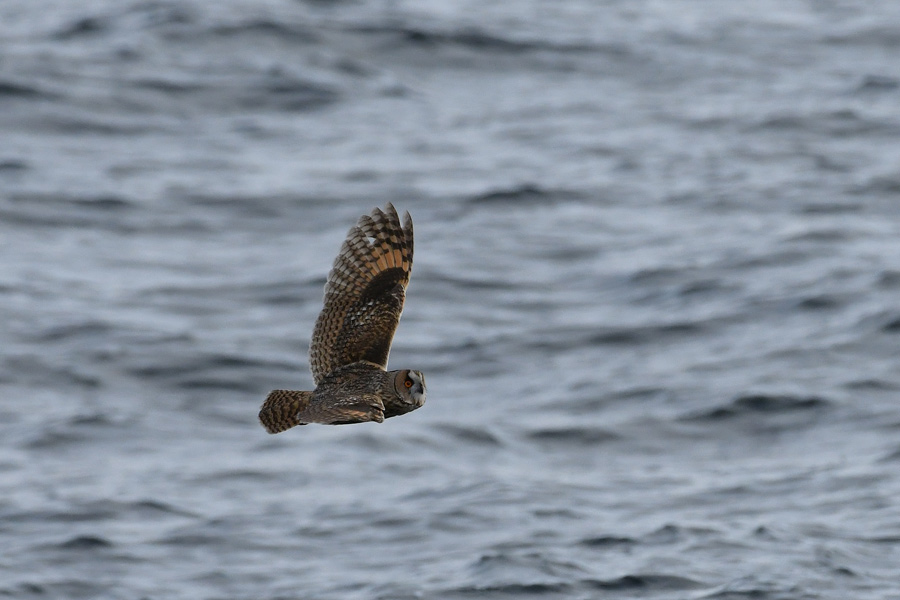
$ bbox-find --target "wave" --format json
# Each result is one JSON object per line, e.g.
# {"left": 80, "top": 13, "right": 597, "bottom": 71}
{"left": 434, "top": 423, "right": 503, "bottom": 447}
{"left": 351, "top": 24, "right": 612, "bottom": 55}
{"left": 445, "top": 573, "right": 701, "bottom": 596}
{"left": 747, "top": 109, "right": 900, "bottom": 138}
{"left": 0, "top": 80, "right": 55, "bottom": 99}
{"left": 126, "top": 352, "right": 282, "bottom": 392}
{"left": 579, "top": 535, "right": 636, "bottom": 547}
{"left": 4, "top": 355, "right": 102, "bottom": 391}
{"left": 683, "top": 393, "right": 831, "bottom": 423}
{"left": 3, "top": 498, "right": 197, "bottom": 523}
{"left": 52, "top": 16, "right": 108, "bottom": 40}
{"left": 525, "top": 426, "right": 619, "bottom": 446}
{"left": 208, "top": 19, "right": 318, "bottom": 44}
{"left": 525, "top": 321, "right": 707, "bottom": 352}
{"left": 0, "top": 193, "right": 136, "bottom": 231}
{"left": 583, "top": 574, "right": 701, "bottom": 591}
{"left": 55, "top": 535, "right": 114, "bottom": 550}
{"left": 855, "top": 74, "right": 899, "bottom": 93}
{"left": 29, "top": 320, "right": 115, "bottom": 343}
{"left": 468, "top": 184, "right": 583, "bottom": 205}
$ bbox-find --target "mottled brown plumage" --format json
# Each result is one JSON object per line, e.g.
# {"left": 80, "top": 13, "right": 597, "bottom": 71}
{"left": 259, "top": 204, "right": 426, "bottom": 434}
{"left": 259, "top": 390, "right": 312, "bottom": 433}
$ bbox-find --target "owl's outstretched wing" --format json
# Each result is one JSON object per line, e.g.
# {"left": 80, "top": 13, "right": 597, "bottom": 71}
{"left": 308, "top": 203, "right": 414, "bottom": 385}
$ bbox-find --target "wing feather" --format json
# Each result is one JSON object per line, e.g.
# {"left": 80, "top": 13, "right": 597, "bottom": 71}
{"left": 308, "top": 203, "right": 414, "bottom": 385}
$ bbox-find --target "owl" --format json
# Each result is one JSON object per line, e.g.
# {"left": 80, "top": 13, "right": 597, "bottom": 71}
{"left": 258, "top": 203, "right": 427, "bottom": 433}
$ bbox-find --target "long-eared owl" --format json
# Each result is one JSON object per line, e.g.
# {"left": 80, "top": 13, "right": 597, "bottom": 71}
{"left": 259, "top": 204, "right": 426, "bottom": 433}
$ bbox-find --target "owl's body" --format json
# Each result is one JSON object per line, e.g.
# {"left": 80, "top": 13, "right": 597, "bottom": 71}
{"left": 259, "top": 204, "right": 426, "bottom": 434}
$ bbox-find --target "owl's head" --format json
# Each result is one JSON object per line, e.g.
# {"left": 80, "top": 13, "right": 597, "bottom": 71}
{"left": 393, "top": 369, "right": 427, "bottom": 409}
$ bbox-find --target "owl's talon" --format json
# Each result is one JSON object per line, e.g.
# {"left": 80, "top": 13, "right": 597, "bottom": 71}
{"left": 369, "top": 402, "right": 385, "bottom": 423}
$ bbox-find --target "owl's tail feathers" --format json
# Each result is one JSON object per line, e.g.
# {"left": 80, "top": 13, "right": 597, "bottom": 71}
{"left": 259, "top": 390, "right": 313, "bottom": 434}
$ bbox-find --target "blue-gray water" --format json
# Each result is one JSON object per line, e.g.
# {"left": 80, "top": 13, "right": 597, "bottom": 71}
{"left": 2, "top": 1, "right": 900, "bottom": 599}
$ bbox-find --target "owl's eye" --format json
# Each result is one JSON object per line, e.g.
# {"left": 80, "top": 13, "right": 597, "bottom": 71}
{"left": 404, "top": 379, "right": 413, "bottom": 388}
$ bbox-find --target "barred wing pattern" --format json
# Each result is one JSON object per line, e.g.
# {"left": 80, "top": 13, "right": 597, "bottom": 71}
{"left": 308, "top": 203, "right": 414, "bottom": 385}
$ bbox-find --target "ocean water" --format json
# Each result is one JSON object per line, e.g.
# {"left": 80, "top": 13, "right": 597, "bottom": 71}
{"left": 2, "top": 1, "right": 900, "bottom": 598}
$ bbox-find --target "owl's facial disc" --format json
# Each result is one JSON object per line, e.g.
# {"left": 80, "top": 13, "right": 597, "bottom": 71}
{"left": 395, "top": 370, "right": 426, "bottom": 407}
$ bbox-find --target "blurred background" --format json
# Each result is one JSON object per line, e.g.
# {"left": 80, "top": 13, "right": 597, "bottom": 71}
{"left": 2, "top": 1, "right": 900, "bottom": 598}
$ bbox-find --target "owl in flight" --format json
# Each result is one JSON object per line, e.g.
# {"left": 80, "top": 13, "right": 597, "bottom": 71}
{"left": 259, "top": 203, "right": 426, "bottom": 433}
